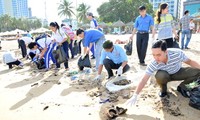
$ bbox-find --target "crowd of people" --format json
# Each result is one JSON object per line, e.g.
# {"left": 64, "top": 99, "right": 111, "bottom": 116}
{"left": 2, "top": 3, "right": 200, "bottom": 109}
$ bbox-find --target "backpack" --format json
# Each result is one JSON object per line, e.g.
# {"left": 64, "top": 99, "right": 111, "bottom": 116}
{"left": 124, "top": 40, "right": 132, "bottom": 56}
{"left": 35, "top": 34, "right": 47, "bottom": 42}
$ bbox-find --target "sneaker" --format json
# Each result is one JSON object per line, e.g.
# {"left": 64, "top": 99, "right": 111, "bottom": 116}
{"left": 139, "top": 63, "right": 147, "bottom": 66}
{"left": 185, "top": 47, "right": 190, "bottom": 49}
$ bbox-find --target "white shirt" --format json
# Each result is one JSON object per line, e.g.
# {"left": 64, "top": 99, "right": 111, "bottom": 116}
{"left": 37, "top": 37, "right": 53, "bottom": 48}
{"left": 90, "top": 18, "right": 98, "bottom": 29}
{"left": 189, "top": 22, "right": 195, "bottom": 30}
{"left": 3, "top": 51, "right": 17, "bottom": 64}
{"left": 28, "top": 49, "right": 40, "bottom": 55}
{"left": 21, "top": 37, "right": 32, "bottom": 44}
{"left": 51, "top": 29, "right": 67, "bottom": 43}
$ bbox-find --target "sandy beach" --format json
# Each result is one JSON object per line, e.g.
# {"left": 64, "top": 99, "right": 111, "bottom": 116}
{"left": 0, "top": 34, "right": 200, "bottom": 120}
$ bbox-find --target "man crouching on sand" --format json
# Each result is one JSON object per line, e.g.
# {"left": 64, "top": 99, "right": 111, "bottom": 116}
{"left": 126, "top": 40, "right": 200, "bottom": 106}
{"left": 94, "top": 40, "right": 130, "bottom": 80}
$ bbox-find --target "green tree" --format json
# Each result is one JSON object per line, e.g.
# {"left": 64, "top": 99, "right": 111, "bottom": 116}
{"left": 77, "top": 3, "right": 90, "bottom": 23}
{"left": 58, "top": 0, "right": 75, "bottom": 23}
{"left": 97, "top": 0, "right": 153, "bottom": 23}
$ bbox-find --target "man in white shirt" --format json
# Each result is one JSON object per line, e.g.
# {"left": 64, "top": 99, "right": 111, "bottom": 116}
{"left": 19, "top": 36, "right": 33, "bottom": 58}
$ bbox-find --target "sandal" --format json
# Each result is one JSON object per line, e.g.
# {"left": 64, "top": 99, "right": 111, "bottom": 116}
{"left": 116, "top": 106, "right": 127, "bottom": 115}
{"left": 106, "top": 108, "right": 118, "bottom": 119}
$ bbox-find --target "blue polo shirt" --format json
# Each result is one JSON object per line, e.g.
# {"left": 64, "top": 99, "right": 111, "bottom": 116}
{"left": 83, "top": 29, "right": 104, "bottom": 47}
{"left": 99, "top": 45, "right": 128, "bottom": 65}
{"left": 134, "top": 14, "right": 154, "bottom": 32}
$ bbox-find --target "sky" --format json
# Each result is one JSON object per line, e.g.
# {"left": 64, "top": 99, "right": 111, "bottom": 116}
{"left": 28, "top": 0, "right": 109, "bottom": 24}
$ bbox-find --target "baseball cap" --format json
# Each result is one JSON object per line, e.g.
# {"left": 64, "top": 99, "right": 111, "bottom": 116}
{"left": 87, "top": 12, "right": 93, "bottom": 16}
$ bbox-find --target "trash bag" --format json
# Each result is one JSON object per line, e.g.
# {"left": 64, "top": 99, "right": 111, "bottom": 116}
{"left": 73, "top": 40, "right": 79, "bottom": 56}
{"left": 52, "top": 45, "right": 68, "bottom": 64}
{"left": 124, "top": 40, "right": 132, "bottom": 56}
{"left": 189, "top": 85, "right": 200, "bottom": 110}
{"left": 78, "top": 54, "right": 91, "bottom": 71}
{"left": 35, "top": 58, "right": 45, "bottom": 69}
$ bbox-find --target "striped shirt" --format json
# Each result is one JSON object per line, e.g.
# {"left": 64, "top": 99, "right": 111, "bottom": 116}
{"left": 180, "top": 15, "right": 192, "bottom": 30}
{"left": 154, "top": 14, "right": 175, "bottom": 40}
{"left": 146, "top": 48, "right": 189, "bottom": 75}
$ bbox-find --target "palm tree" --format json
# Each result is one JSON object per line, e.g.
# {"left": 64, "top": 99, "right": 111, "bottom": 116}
{"left": 58, "top": 0, "right": 75, "bottom": 23}
{"left": 77, "top": 3, "right": 90, "bottom": 23}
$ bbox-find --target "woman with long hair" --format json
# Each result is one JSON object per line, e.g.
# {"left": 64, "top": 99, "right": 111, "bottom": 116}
{"left": 153, "top": 3, "right": 178, "bottom": 48}
{"left": 49, "top": 22, "right": 69, "bottom": 70}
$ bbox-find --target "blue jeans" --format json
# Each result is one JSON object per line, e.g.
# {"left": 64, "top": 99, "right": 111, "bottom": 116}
{"left": 95, "top": 36, "right": 105, "bottom": 70}
{"left": 181, "top": 29, "right": 191, "bottom": 49}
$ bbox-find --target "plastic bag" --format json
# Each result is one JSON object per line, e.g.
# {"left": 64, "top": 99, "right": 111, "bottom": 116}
{"left": 189, "top": 85, "right": 200, "bottom": 110}
{"left": 52, "top": 45, "right": 68, "bottom": 64}
{"left": 124, "top": 40, "right": 132, "bottom": 56}
{"left": 77, "top": 54, "right": 91, "bottom": 70}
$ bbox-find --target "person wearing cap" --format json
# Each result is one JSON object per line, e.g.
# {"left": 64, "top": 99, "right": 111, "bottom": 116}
{"left": 126, "top": 40, "right": 200, "bottom": 106}
{"left": 76, "top": 28, "right": 105, "bottom": 70}
{"left": 94, "top": 40, "right": 130, "bottom": 80}
{"left": 86, "top": 12, "right": 100, "bottom": 59}
{"left": 130, "top": 5, "right": 154, "bottom": 66}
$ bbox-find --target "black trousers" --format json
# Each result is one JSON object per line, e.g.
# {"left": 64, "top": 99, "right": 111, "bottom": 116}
{"left": 78, "top": 40, "right": 82, "bottom": 54}
{"left": 103, "top": 59, "right": 130, "bottom": 77}
{"left": 163, "top": 38, "right": 173, "bottom": 48}
{"left": 136, "top": 33, "right": 149, "bottom": 63}
{"left": 7, "top": 60, "right": 21, "bottom": 69}
{"left": 19, "top": 40, "right": 27, "bottom": 58}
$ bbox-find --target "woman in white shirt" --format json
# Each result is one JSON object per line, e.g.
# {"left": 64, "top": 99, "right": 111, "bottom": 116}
{"left": 49, "top": 22, "right": 69, "bottom": 70}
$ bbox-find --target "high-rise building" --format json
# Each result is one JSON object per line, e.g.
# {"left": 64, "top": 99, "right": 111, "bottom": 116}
{"left": 28, "top": 7, "right": 32, "bottom": 18}
{"left": 0, "top": 0, "right": 30, "bottom": 18}
{"left": 0, "top": 0, "right": 4, "bottom": 16}
{"left": 149, "top": 0, "right": 182, "bottom": 19}
{"left": 183, "top": 0, "right": 200, "bottom": 15}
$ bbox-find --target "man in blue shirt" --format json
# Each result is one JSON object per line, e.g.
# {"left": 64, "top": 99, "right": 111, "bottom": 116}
{"left": 76, "top": 28, "right": 105, "bottom": 70}
{"left": 94, "top": 40, "right": 130, "bottom": 80}
{"left": 130, "top": 6, "right": 154, "bottom": 66}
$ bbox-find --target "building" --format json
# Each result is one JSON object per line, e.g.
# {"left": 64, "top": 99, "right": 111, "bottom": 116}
{"left": 0, "top": 0, "right": 30, "bottom": 18}
{"left": 28, "top": 7, "right": 32, "bottom": 18}
{"left": 184, "top": 0, "right": 200, "bottom": 33}
{"left": 183, "top": 0, "right": 200, "bottom": 15}
{"left": 149, "top": 0, "right": 182, "bottom": 19}
{"left": 0, "top": 0, "right": 4, "bottom": 16}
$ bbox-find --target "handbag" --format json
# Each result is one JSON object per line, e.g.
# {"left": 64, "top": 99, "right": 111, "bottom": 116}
{"left": 53, "top": 45, "right": 68, "bottom": 64}
{"left": 77, "top": 54, "right": 91, "bottom": 70}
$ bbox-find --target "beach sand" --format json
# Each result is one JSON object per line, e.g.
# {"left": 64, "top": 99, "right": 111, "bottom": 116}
{"left": 0, "top": 34, "right": 200, "bottom": 120}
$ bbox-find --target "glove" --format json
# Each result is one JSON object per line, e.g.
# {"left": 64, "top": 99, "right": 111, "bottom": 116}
{"left": 117, "top": 66, "right": 123, "bottom": 76}
{"left": 126, "top": 93, "right": 138, "bottom": 106}
{"left": 94, "top": 75, "right": 102, "bottom": 81}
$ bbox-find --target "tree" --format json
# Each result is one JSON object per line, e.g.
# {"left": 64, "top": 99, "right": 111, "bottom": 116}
{"left": 77, "top": 3, "right": 90, "bottom": 23}
{"left": 58, "top": 0, "right": 75, "bottom": 23}
{"left": 0, "top": 15, "right": 42, "bottom": 32}
{"left": 97, "top": 0, "right": 153, "bottom": 23}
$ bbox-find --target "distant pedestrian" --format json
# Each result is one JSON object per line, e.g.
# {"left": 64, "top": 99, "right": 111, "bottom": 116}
{"left": 180, "top": 10, "right": 192, "bottom": 49}
{"left": 189, "top": 19, "right": 195, "bottom": 40}
{"left": 16, "top": 32, "right": 22, "bottom": 49}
